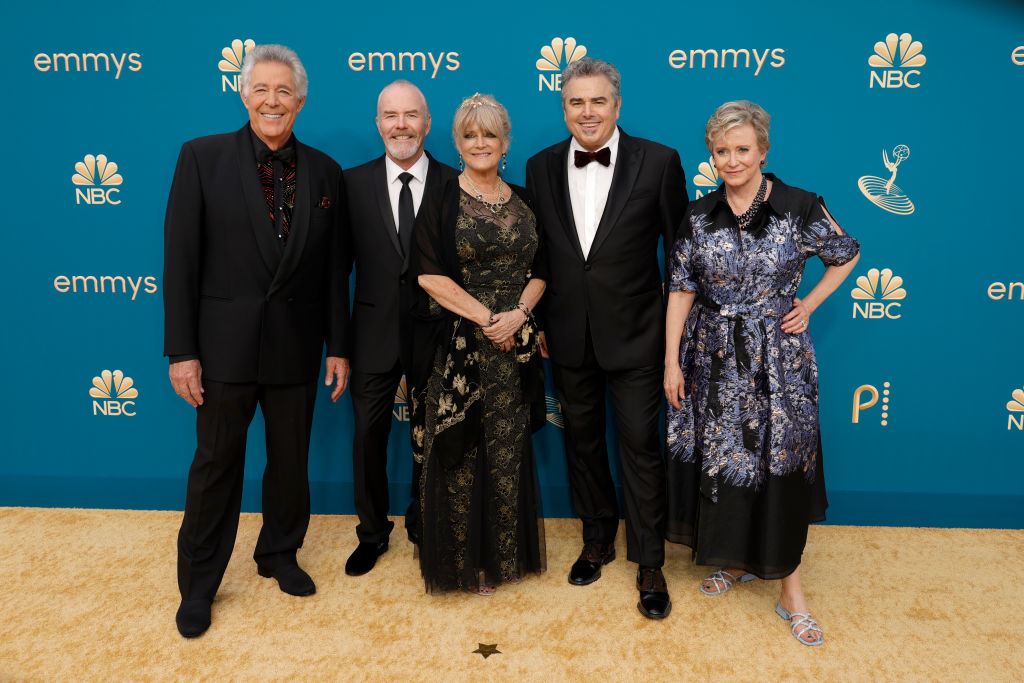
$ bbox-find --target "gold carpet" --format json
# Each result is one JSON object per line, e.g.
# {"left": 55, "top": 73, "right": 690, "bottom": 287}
{"left": 0, "top": 507, "right": 1021, "bottom": 682}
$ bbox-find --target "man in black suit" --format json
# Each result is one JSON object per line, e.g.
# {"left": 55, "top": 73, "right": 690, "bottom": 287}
{"left": 525, "top": 57, "right": 687, "bottom": 619}
{"left": 163, "top": 44, "right": 350, "bottom": 638}
{"left": 342, "top": 80, "right": 458, "bottom": 576}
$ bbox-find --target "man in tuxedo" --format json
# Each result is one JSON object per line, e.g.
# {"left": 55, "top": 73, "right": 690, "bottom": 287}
{"left": 163, "top": 44, "right": 350, "bottom": 638}
{"left": 342, "top": 80, "right": 458, "bottom": 576}
{"left": 525, "top": 57, "right": 687, "bottom": 619}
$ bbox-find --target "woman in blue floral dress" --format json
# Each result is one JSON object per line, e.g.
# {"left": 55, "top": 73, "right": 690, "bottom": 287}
{"left": 664, "top": 101, "right": 859, "bottom": 645}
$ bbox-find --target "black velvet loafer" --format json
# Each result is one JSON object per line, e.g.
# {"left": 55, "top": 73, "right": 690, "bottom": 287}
{"left": 257, "top": 562, "right": 316, "bottom": 596}
{"left": 344, "top": 541, "right": 389, "bottom": 576}
{"left": 176, "top": 598, "right": 211, "bottom": 638}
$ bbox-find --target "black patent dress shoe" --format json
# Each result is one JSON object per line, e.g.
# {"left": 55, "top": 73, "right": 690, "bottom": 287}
{"left": 568, "top": 542, "right": 616, "bottom": 585}
{"left": 345, "top": 541, "right": 389, "bottom": 576}
{"left": 637, "top": 566, "right": 672, "bottom": 619}
{"left": 257, "top": 562, "right": 316, "bottom": 596}
{"left": 176, "top": 598, "right": 211, "bottom": 638}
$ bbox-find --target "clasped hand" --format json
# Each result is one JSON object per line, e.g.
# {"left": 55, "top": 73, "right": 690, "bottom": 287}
{"left": 482, "top": 309, "right": 527, "bottom": 352}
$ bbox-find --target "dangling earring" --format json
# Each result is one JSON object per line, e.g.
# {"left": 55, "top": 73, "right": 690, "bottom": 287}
{"left": 459, "top": 155, "right": 464, "bottom": 172}
{"left": 501, "top": 153, "right": 507, "bottom": 172}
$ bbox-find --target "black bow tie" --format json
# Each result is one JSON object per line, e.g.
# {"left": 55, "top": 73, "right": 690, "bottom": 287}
{"left": 574, "top": 147, "right": 611, "bottom": 168}
{"left": 257, "top": 146, "right": 295, "bottom": 164}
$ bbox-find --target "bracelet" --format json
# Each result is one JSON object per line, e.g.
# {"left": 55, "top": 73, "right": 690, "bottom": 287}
{"left": 516, "top": 302, "right": 531, "bottom": 317}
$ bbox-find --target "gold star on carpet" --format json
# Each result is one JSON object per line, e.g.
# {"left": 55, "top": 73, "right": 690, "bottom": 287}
{"left": 473, "top": 643, "right": 501, "bottom": 659}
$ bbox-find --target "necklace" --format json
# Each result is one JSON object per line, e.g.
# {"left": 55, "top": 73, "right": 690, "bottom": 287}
{"left": 462, "top": 173, "right": 507, "bottom": 214}
{"left": 724, "top": 174, "right": 767, "bottom": 229}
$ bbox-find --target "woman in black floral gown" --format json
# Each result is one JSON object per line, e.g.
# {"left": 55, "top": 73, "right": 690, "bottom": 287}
{"left": 409, "top": 94, "right": 547, "bottom": 594}
{"left": 664, "top": 101, "right": 859, "bottom": 644}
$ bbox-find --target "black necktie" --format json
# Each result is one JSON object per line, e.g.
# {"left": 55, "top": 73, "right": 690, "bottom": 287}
{"left": 398, "top": 172, "right": 414, "bottom": 257}
{"left": 574, "top": 147, "right": 611, "bottom": 168}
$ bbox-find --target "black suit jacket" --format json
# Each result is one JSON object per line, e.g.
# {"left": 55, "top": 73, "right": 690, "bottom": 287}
{"left": 163, "top": 124, "right": 349, "bottom": 384}
{"left": 343, "top": 152, "right": 458, "bottom": 374}
{"left": 525, "top": 128, "right": 688, "bottom": 371}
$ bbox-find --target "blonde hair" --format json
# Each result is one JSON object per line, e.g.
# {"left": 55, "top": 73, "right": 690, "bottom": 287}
{"left": 705, "top": 100, "right": 771, "bottom": 154}
{"left": 452, "top": 93, "right": 511, "bottom": 144}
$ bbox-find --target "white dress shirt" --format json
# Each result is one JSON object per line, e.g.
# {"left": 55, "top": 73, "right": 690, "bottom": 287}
{"left": 384, "top": 153, "right": 429, "bottom": 230}
{"left": 567, "top": 127, "right": 620, "bottom": 258}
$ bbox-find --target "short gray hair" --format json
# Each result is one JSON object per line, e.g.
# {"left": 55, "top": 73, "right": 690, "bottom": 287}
{"left": 705, "top": 100, "right": 771, "bottom": 153}
{"left": 240, "top": 44, "right": 308, "bottom": 98}
{"left": 560, "top": 57, "right": 621, "bottom": 103}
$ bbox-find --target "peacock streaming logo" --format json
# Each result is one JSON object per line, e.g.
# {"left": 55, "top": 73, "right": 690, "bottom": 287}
{"left": 851, "top": 268, "right": 906, "bottom": 319}
{"left": 852, "top": 382, "right": 891, "bottom": 426}
{"left": 536, "top": 37, "right": 587, "bottom": 92}
{"left": 219, "top": 38, "right": 254, "bottom": 93}
{"left": 868, "top": 32, "right": 926, "bottom": 88}
{"left": 691, "top": 157, "right": 721, "bottom": 199}
{"left": 90, "top": 369, "right": 139, "bottom": 416}
{"left": 73, "top": 154, "right": 122, "bottom": 205}
{"left": 858, "top": 144, "right": 914, "bottom": 215}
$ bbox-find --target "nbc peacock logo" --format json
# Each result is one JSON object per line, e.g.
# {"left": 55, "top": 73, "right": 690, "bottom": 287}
{"left": 393, "top": 375, "right": 410, "bottom": 422}
{"left": 1007, "top": 388, "right": 1024, "bottom": 431}
{"left": 851, "top": 268, "right": 906, "bottom": 319}
{"left": 536, "top": 37, "right": 587, "bottom": 92}
{"left": 858, "top": 145, "right": 914, "bottom": 215}
{"left": 90, "top": 369, "right": 138, "bottom": 416}
{"left": 72, "top": 154, "right": 122, "bottom": 206}
{"left": 219, "top": 38, "right": 255, "bottom": 93}
{"left": 868, "top": 32, "right": 926, "bottom": 88}
{"left": 545, "top": 395, "right": 564, "bottom": 428}
{"left": 691, "top": 157, "right": 720, "bottom": 199}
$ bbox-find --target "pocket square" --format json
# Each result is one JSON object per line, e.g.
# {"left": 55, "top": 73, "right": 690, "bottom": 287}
{"left": 317, "top": 196, "right": 332, "bottom": 209}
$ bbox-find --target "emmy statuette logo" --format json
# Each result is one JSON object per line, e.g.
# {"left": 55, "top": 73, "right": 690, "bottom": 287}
{"left": 394, "top": 376, "right": 410, "bottom": 422}
{"left": 537, "top": 37, "right": 587, "bottom": 91}
{"left": 852, "top": 382, "right": 891, "bottom": 426}
{"left": 851, "top": 268, "right": 906, "bottom": 319}
{"left": 545, "top": 395, "right": 564, "bottom": 428}
{"left": 220, "top": 38, "right": 255, "bottom": 92}
{"left": 1008, "top": 388, "right": 1024, "bottom": 431}
{"left": 73, "top": 154, "right": 122, "bottom": 205}
{"left": 691, "top": 157, "right": 720, "bottom": 199}
{"left": 91, "top": 369, "right": 138, "bottom": 416}
{"left": 868, "top": 32, "right": 926, "bottom": 88}
{"left": 858, "top": 145, "right": 914, "bottom": 215}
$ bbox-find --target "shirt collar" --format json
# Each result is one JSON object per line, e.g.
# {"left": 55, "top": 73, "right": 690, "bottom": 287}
{"left": 569, "top": 126, "right": 620, "bottom": 166}
{"left": 385, "top": 152, "right": 429, "bottom": 185}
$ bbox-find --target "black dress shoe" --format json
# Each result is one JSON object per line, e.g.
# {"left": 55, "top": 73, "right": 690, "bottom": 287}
{"left": 257, "top": 562, "right": 316, "bottom": 596}
{"left": 345, "top": 541, "right": 389, "bottom": 576}
{"left": 568, "top": 542, "right": 615, "bottom": 586}
{"left": 637, "top": 566, "right": 672, "bottom": 619}
{"left": 176, "top": 598, "right": 211, "bottom": 638}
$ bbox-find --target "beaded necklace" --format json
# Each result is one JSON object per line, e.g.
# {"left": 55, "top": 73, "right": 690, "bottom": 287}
{"left": 724, "top": 174, "right": 767, "bottom": 229}
{"left": 462, "top": 174, "right": 508, "bottom": 214}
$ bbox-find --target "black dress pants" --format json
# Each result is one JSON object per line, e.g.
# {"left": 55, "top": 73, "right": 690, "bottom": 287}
{"left": 350, "top": 360, "right": 421, "bottom": 544}
{"left": 177, "top": 378, "right": 317, "bottom": 602}
{"left": 550, "top": 331, "right": 666, "bottom": 568}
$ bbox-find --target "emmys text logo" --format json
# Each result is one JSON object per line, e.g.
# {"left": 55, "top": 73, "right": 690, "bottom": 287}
{"left": 394, "top": 376, "right": 410, "bottom": 422}
{"left": 348, "top": 50, "right": 460, "bottom": 79}
{"left": 669, "top": 47, "right": 785, "bottom": 75}
{"left": 1008, "top": 388, "right": 1024, "bottom": 430}
{"left": 691, "top": 157, "right": 720, "bottom": 199}
{"left": 1012, "top": 46, "right": 1024, "bottom": 65}
{"left": 545, "top": 395, "right": 564, "bottom": 428}
{"left": 537, "top": 37, "right": 587, "bottom": 91}
{"left": 868, "top": 33, "right": 925, "bottom": 88}
{"left": 72, "top": 154, "right": 122, "bottom": 205}
{"left": 53, "top": 275, "right": 157, "bottom": 300}
{"left": 852, "top": 382, "right": 891, "bottom": 426}
{"left": 858, "top": 145, "right": 914, "bottom": 215}
{"left": 34, "top": 51, "right": 142, "bottom": 78}
{"left": 90, "top": 369, "right": 138, "bottom": 417}
{"left": 987, "top": 280, "right": 1024, "bottom": 300}
{"left": 851, "top": 268, "right": 906, "bottom": 319}
{"left": 219, "top": 39, "right": 254, "bottom": 92}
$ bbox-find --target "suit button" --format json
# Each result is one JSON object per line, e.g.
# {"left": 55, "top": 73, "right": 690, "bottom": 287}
{"left": 287, "top": 297, "right": 295, "bottom": 303}
{"left": 584, "top": 264, "right": 592, "bottom": 271}
{"left": 399, "top": 277, "right": 406, "bottom": 286}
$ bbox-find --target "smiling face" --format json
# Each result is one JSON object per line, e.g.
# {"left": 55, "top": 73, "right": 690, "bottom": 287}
{"left": 376, "top": 82, "right": 430, "bottom": 168}
{"left": 456, "top": 122, "right": 507, "bottom": 177}
{"left": 561, "top": 74, "right": 621, "bottom": 151}
{"left": 240, "top": 60, "right": 305, "bottom": 150}
{"left": 711, "top": 124, "right": 766, "bottom": 191}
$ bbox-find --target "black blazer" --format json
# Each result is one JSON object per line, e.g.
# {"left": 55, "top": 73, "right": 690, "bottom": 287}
{"left": 343, "top": 152, "right": 458, "bottom": 374}
{"left": 163, "top": 124, "right": 349, "bottom": 384}
{"left": 525, "top": 128, "right": 688, "bottom": 370}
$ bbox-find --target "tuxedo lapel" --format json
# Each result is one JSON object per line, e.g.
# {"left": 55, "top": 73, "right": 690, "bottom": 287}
{"left": 235, "top": 126, "right": 281, "bottom": 277}
{"left": 589, "top": 129, "right": 643, "bottom": 258}
{"left": 548, "top": 140, "right": 584, "bottom": 261}
{"left": 267, "top": 139, "right": 312, "bottom": 298}
{"left": 373, "top": 156, "right": 403, "bottom": 258}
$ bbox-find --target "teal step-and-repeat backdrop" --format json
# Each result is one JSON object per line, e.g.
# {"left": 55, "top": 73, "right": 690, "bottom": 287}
{"left": 2, "top": 0, "right": 1022, "bottom": 527}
